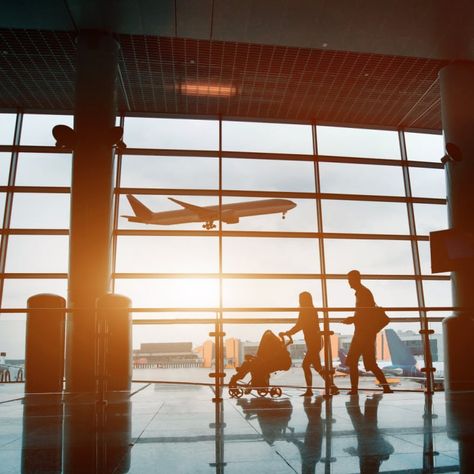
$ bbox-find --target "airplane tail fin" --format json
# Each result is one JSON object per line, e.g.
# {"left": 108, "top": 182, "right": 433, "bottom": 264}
{"left": 126, "top": 195, "right": 153, "bottom": 219}
{"left": 385, "top": 328, "right": 417, "bottom": 367}
{"left": 338, "top": 348, "right": 347, "bottom": 366}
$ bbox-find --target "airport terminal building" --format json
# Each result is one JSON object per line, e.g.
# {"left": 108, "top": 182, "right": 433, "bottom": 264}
{"left": 1, "top": 1, "right": 474, "bottom": 472}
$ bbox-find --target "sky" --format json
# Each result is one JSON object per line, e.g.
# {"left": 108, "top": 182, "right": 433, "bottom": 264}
{"left": 0, "top": 113, "right": 451, "bottom": 358}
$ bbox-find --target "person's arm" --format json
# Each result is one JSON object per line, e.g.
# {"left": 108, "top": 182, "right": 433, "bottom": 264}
{"left": 342, "top": 316, "right": 355, "bottom": 325}
{"left": 282, "top": 313, "right": 303, "bottom": 337}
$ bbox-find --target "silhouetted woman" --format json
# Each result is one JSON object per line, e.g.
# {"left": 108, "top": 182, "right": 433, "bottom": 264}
{"left": 281, "top": 291, "right": 339, "bottom": 396}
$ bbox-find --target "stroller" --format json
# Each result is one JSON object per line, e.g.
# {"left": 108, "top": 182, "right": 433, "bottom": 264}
{"left": 228, "top": 330, "right": 293, "bottom": 398}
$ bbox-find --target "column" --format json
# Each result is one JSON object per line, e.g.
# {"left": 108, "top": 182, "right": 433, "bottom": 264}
{"left": 439, "top": 61, "right": 474, "bottom": 392}
{"left": 66, "top": 31, "right": 119, "bottom": 392}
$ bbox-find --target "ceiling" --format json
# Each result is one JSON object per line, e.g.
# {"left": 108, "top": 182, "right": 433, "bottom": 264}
{"left": 1, "top": 1, "right": 473, "bottom": 130}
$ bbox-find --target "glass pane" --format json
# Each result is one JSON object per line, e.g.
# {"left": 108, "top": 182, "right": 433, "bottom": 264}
{"left": 115, "top": 236, "right": 218, "bottom": 273}
{"left": 316, "top": 126, "right": 401, "bottom": 159}
{"left": 414, "top": 204, "right": 448, "bottom": 235}
{"left": 2, "top": 279, "right": 67, "bottom": 307}
{"left": 0, "top": 317, "right": 26, "bottom": 359}
{"left": 132, "top": 323, "right": 214, "bottom": 384}
{"left": 322, "top": 200, "right": 409, "bottom": 234}
{"left": 222, "top": 238, "right": 319, "bottom": 273}
{"left": 423, "top": 280, "right": 453, "bottom": 308}
{"left": 16, "top": 153, "right": 72, "bottom": 186}
{"left": 11, "top": 193, "right": 70, "bottom": 228}
{"left": 20, "top": 114, "right": 73, "bottom": 146}
{"left": 222, "top": 279, "right": 323, "bottom": 308}
{"left": 0, "top": 153, "right": 11, "bottom": 185}
{"left": 223, "top": 158, "right": 315, "bottom": 192}
{"left": 120, "top": 155, "right": 218, "bottom": 189}
{"left": 409, "top": 168, "right": 446, "bottom": 198}
{"left": 405, "top": 132, "right": 444, "bottom": 162}
{"left": 327, "top": 279, "right": 419, "bottom": 310}
{"left": 324, "top": 239, "right": 414, "bottom": 274}
{"left": 123, "top": 117, "right": 218, "bottom": 150}
{"left": 114, "top": 279, "right": 219, "bottom": 308}
{"left": 0, "top": 113, "right": 16, "bottom": 145}
{"left": 222, "top": 121, "right": 313, "bottom": 154}
{"left": 5, "top": 236, "right": 68, "bottom": 272}
{"left": 221, "top": 197, "right": 316, "bottom": 232}
{"left": 117, "top": 194, "right": 219, "bottom": 231}
{"left": 319, "top": 162, "right": 405, "bottom": 196}
{"left": 0, "top": 193, "right": 5, "bottom": 224}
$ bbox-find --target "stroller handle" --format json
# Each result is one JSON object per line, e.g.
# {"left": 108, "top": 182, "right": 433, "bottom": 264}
{"left": 279, "top": 332, "right": 293, "bottom": 346}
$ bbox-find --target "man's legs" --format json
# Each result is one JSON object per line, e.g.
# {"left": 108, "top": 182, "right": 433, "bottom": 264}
{"left": 363, "top": 339, "right": 393, "bottom": 394}
{"left": 346, "top": 340, "right": 362, "bottom": 394}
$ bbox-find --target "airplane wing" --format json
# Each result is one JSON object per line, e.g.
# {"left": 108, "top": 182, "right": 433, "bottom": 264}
{"left": 168, "top": 197, "right": 216, "bottom": 219}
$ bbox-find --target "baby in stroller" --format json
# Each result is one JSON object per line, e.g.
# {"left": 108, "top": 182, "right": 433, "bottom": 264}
{"left": 228, "top": 330, "right": 293, "bottom": 398}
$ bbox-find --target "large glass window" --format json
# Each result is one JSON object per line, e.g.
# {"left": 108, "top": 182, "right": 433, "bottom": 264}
{"left": 0, "top": 112, "right": 453, "bottom": 392}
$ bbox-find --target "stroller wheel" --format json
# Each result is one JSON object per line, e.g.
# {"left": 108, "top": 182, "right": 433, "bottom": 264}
{"left": 257, "top": 388, "right": 268, "bottom": 397}
{"left": 229, "top": 387, "right": 244, "bottom": 398}
{"left": 270, "top": 387, "right": 282, "bottom": 398}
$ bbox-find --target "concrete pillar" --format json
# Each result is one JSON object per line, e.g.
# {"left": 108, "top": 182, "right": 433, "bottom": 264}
{"left": 66, "top": 31, "right": 119, "bottom": 392}
{"left": 25, "top": 294, "right": 66, "bottom": 393}
{"left": 439, "top": 61, "right": 474, "bottom": 391}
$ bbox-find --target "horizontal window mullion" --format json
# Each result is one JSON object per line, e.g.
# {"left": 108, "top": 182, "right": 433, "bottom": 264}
{"left": 115, "top": 229, "right": 429, "bottom": 240}
{"left": 115, "top": 187, "right": 447, "bottom": 204}
{"left": 113, "top": 272, "right": 449, "bottom": 281}
{"left": 2, "top": 273, "right": 67, "bottom": 278}
{"left": 130, "top": 316, "right": 448, "bottom": 325}
{"left": 0, "top": 186, "right": 70, "bottom": 193}
{"left": 1, "top": 229, "right": 69, "bottom": 235}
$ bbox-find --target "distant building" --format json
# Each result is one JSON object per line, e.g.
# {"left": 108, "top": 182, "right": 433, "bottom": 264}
{"left": 194, "top": 340, "right": 214, "bottom": 368}
{"left": 337, "top": 330, "right": 443, "bottom": 362}
{"left": 133, "top": 342, "right": 202, "bottom": 368}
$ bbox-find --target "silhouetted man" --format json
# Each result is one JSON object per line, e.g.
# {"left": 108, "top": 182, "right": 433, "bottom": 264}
{"left": 343, "top": 270, "right": 393, "bottom": 394}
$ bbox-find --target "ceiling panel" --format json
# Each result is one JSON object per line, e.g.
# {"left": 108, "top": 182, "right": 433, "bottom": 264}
{"left": 0, "top": 29, "right": 447, "bottom": 130}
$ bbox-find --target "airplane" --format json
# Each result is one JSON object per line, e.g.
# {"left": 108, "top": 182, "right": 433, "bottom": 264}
{"left": 122, "top": 195, "right": 297, "bottom": 230}
{"left": 334, "top": 348, "right": 370, "bottom": 377}
{"left": 382, "top": 329, "right": 444, "bottom": 390}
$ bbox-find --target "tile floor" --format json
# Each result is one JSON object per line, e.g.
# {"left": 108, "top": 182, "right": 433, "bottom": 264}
{"left": 0, "top": 383, "right": 471, "bottom": 473}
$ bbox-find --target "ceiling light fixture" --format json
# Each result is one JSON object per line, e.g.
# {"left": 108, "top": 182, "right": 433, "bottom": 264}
{"left": 177, "top": 82, "right": 237, "bottom": 97}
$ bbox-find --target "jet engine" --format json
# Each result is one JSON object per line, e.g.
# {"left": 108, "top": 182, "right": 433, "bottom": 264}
{"left": 222, "top": 212, "right": 239, "bottom": 224}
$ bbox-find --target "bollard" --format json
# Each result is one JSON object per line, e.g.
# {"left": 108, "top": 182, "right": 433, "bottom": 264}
{"left": 26, "top": 294, "right": 66, "bottom": 393}
{"left": 96, "top": 294, "right": 132, "bottom": 392}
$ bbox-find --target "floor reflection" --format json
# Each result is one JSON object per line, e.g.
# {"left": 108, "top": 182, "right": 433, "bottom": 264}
{"left": 237, "top": 397, "right": 293, "bottom": 446}
{"left": 287, "top": 396, "right": 324, "bottom": 474}
{"left": 344, "top": 394, "right": 394, "bottom": 473}
{"left": 2, "top": 386, "right": 464, "bottom": 473}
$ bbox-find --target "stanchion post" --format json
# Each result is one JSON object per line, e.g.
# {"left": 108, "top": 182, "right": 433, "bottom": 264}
{"left": 25, "top": 294, "right": 66, "bottom": 394}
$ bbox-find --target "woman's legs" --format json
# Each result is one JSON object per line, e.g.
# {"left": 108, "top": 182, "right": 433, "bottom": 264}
{"left": 302, "top": 355, "right": 313, "bottom": 396}
{"left": 304, "top": 349, "right": 339, "bottom": 396}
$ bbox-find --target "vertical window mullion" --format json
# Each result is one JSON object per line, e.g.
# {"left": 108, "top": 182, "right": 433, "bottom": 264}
{"left": 0, "top": 110, "right": 23, "bottom": 304}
